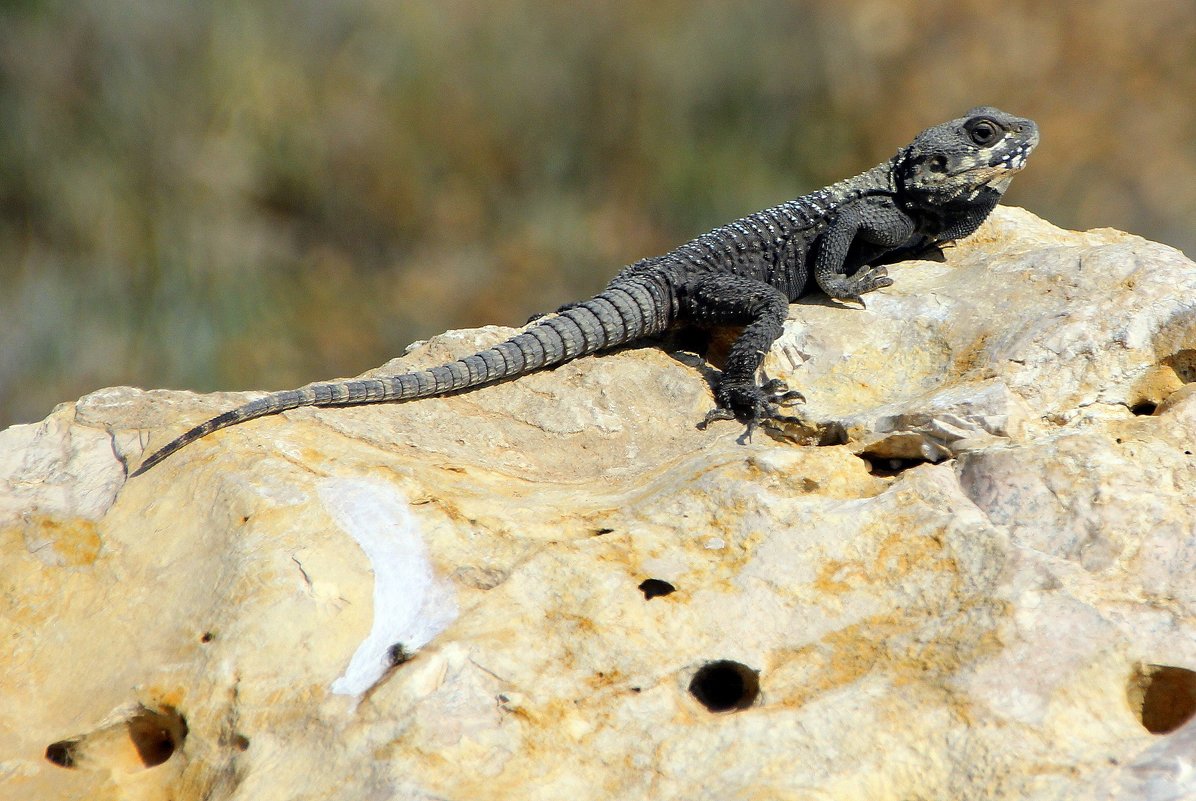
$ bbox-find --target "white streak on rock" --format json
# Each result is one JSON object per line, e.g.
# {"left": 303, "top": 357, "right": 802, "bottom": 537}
{"left": 318, "top": 478, "right": 457, "bottom": 696}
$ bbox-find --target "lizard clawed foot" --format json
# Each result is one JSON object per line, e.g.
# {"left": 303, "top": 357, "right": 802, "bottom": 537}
{"left": 827, "top": 265, "right": 894, "bottom": 309}
{"left": 760, "top": 378, "right": 806, "bottom": 406}
{"left": 698, "top": 407, "right": 736, "bottom": 430}
{"left": 697, "top": 379, "right": 805, "bottom": 433}
{"left": 850, "top": 266, "right": 895, "bottom": 300}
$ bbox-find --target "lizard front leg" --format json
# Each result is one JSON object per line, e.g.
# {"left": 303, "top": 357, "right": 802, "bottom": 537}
{"left": 813, "top": 201, "right": 913, "bottom": 306}
{"left": 680, "top": 274, "right": 803, "bottom": 431}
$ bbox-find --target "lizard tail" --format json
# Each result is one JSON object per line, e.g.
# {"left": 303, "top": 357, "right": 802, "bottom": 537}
{"left": 130, "top": 280, "right": 669, "bottom": 476}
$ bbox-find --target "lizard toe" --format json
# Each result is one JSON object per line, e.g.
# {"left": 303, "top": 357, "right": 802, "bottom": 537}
{"left": 761, "top": 378, "right": 805, "bottom": 405}
{"left": 706, "top": 380, "right": 808, "bottom": 435}
{"left": 772, "top": 389, "right": 806, "bottom": 405}
{"left": 761, "top": 378, "right": 788, "bottom": 395}
{"left": 698, "top": 407, "right": 737, "bottom": 430}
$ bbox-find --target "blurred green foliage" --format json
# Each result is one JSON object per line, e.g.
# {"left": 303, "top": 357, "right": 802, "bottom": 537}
{"left": 1, "top": 0, "right": 1194, "bottom": 427}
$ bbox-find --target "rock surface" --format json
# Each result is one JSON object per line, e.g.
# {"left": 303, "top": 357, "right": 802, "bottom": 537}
{"left": 3, "top": 207, "right": 1196, "bottom": 800}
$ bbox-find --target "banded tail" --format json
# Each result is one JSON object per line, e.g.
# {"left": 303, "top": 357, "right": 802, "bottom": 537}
{"left": 130, "top": 281, "right": 670, "bottom": 477}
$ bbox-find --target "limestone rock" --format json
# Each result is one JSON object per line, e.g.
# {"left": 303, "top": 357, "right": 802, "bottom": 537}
{"left": 2, "top": 207, "right": 1196, "bottom": 800}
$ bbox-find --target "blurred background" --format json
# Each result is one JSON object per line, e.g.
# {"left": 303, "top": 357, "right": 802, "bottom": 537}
{"left": 1, "top": 0, "right": 1194, "bottom": 428}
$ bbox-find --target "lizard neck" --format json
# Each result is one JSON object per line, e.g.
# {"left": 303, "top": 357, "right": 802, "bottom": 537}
{"left": 820, "top": 162, "right": 899, "bottom": 205}
{"left": 893, "top": 164, "right": 1006, "bottom": 241}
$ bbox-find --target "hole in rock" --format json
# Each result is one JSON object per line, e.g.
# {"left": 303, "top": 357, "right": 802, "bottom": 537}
{"left": 200, "top": 631, "right": 214, "bottom": 643}
{"left": 688, "top": 660, "right": 760, "bottom": 712}
{"left": 809, "top": 421, "right": 849, "bottom": 448}
{"left": 128, "top": 706, "right": 188, "bottom": 767}
{"left": 1128, "top": 663, "right": 1196, "bottom": 734}
{"left": 859, "top": 452, "right": 931, "bottom": 477}
{"left": 387, "top": 642, "right": 414, "bottom": 667}
{"left": 593, "top": 527, "right": 614, "bottom": 536}
{"left": 1130, "top": 401, "right": 1158, "bottom": 416}
{"left": 638, "top": 579, "right": 676, "bottom": 599}
{"left": 44, "top": 705, "right": 187, "bottom": 772}
{"left": 232, "top": 734, "right": 250, "bottom": 751}
{"left": 45, "top": 740, "right": 79, "bottom": 768}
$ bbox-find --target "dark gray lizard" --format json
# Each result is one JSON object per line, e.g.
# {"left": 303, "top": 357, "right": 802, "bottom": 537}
{"left": 131, "top": 107, "right": 1038, "bottom": 476}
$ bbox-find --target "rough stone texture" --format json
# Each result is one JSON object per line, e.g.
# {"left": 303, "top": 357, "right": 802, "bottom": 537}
{"left": 3, "top": 207, "right": 1196, "bottom": 800}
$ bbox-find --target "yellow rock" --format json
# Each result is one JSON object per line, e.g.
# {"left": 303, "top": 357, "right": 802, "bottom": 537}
{"left": 3, "top": 209, "right": 1196, "bottom": 800}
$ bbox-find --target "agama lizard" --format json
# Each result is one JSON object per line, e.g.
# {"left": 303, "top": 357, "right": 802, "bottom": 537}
{"left": 131, "top": 107, "right": 1038, "bottom": 476}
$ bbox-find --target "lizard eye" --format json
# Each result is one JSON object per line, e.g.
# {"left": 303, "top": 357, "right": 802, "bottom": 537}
{"left": 965, "top": 118, "right": 1000, "bottom": 146}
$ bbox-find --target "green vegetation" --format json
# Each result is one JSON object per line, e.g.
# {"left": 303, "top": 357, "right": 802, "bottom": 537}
{"left": 1, "top": 1, "right": 1193, "bottom": 426}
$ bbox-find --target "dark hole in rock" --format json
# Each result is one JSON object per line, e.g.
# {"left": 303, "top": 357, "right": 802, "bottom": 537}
{"left": 387, "top": 643, "right": 413, "bottom": 667}
{"left": 689, "top": 660, "right": 760, "bottom": 712}
{"left": 859, "top": 452, "right": 930, "bottom": 477}
{"left": 44, "top": 706, "right": 187, "bottom": 772}
{"left": 638, "top": 578, "right": 676, "bottom": 599}
{"left": 45, "top": 739, "right": 79, "bottom": 768}
{"left": 128, "top": 706, "right": 188, "bottom": 768}
{"left": 233, "top": 733, "right": 250, "bottom": 751}
{"left": 593, "top": 527, "right": 615, "bottom": 536}
{"left": 1128, "top": 663, "right": 1196, "bottom": 734}
{"left": 200, "top": 631, "right": 214, "bottom": 643}
{"left": 808, "top": 421, "right": 849, "bottom": 448}
{"left": 1131, "top": 401, "right": 1158, "bottom": 416}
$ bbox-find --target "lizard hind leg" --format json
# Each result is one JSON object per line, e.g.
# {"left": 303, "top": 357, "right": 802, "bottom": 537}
{"left": 681, "top": 274, "right": 804, "bottom": 432}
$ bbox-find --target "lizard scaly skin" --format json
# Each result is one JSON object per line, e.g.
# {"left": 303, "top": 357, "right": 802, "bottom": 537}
{"left": 132, "top": 107, "right": 1038, "bottom": 476}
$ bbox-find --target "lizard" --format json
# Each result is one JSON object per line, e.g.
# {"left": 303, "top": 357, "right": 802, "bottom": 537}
{"left": 131, "top": 106, "right": 1038, "bottom": 476}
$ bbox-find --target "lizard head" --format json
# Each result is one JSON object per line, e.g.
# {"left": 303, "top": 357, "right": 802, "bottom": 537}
{"left": 895, "top": 107, "right": 1039, "bottom": 206}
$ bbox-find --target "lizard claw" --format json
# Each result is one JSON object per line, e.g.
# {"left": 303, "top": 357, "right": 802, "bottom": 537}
{"left": 698, "top": 378, "right": 807, "bottom": 433}
{"left": 761, "top": 378, "right": 806, "bottom": 406}
{"left": 698, "top": 407, "right": 736, "bottom": 430}
{"left": 852, "top": 266, "right": 894, "bottom": 294}
{"left": 827, "top": 265, "right": 893, "bottom": 308}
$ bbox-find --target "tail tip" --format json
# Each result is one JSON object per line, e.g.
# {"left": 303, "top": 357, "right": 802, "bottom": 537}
{"left": 128, "top": 458, "right": 154, "bottom": 478}
{"left": 128, "top": 448, "right": 168, "bottom": 478}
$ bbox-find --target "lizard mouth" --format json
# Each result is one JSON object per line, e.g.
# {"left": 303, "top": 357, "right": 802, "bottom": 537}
{"left": 952, "top": 132, "right": 1037, "bottom": 198}
{"left": 990, "top": 131, "right": 1039, "bottom": 173}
